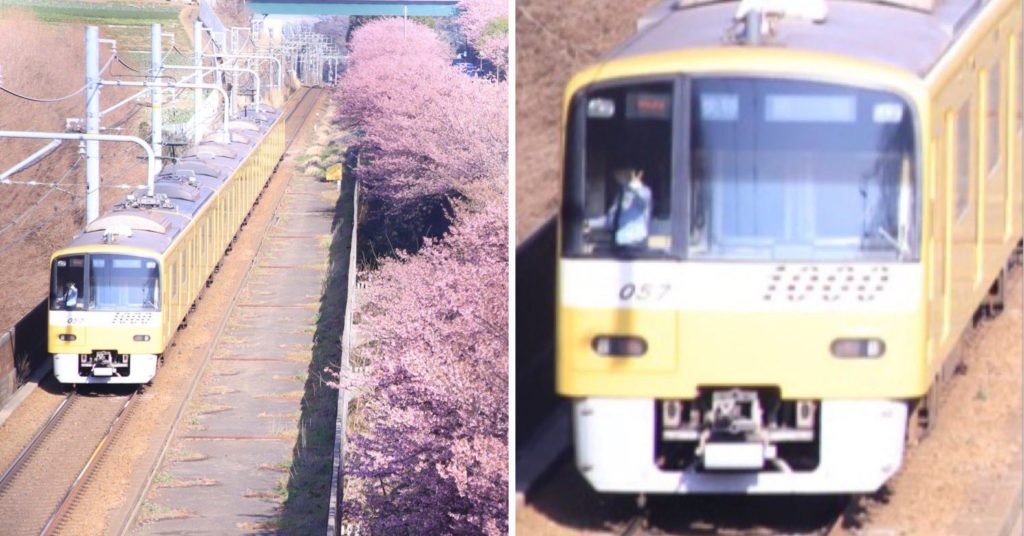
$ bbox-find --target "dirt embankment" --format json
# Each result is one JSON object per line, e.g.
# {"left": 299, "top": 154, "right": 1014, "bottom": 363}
{"left": 0, "top": 11, "right": 153, "bottom": 329}
{"left": 515, "top": 0, "right": 657, "bottom": 243}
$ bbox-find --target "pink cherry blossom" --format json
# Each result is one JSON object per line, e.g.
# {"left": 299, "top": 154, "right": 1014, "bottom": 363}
{"left": 332, "top": 17, "right": 508, "bottom": 535}
{"left": 458, "top": 0, "right": 508, "bottom": 73}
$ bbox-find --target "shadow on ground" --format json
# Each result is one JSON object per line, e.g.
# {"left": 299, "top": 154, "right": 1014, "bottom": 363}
{"left": 277, "top": 177, "right": 353, "bottom": 534}
{"left": 528, "top": 460, "right": 850, "bottom": 535}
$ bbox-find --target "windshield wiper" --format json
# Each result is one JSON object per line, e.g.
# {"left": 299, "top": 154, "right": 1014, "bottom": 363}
{"left": 876, "top": 226, "right": 909, "bottom": 259}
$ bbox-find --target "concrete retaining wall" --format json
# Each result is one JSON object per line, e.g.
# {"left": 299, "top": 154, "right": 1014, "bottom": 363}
{"left": 515, "top": 216, "right": 558, "bottom": 447}
{"left": 0, "top": 299, "right": 49, "bottom": 408}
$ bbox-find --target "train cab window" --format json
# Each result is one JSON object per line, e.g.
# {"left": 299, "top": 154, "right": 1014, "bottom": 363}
{"left": 986, "top": 64, "right": 1001, "bottom": 175}
{"left": 89, "top": 255, "right": 160, "bottom": 311}
{"left": 563, "top": 81, "right": 677, "bottom": 258}
{"left": 956, "top": 103, "right": 971, "bottom": 219}
{"left": 51, "top": 256, "right": 85, "bottom": 310}
{"left": 689, "top": 78, "right": 919, "bottom": 261}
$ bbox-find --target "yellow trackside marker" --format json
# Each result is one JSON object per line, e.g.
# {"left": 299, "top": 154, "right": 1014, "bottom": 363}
{"left": 326, "top": 163, "right": 343, "bottom": 182}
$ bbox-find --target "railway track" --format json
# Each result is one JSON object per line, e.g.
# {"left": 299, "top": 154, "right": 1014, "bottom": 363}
{"left": 602, "top": 495, "right": 854, "bottom": 536}
{"left": 114, "top": 85, "right": 325, "bottom": 534}
{"left": 0, "top": 87, "right": 324, "bottom": 536}
{"left": 0, "top": 389, "right": 137, "bottom": 536}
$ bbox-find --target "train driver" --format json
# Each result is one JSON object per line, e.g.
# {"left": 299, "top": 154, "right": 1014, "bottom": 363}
{"left": 61, "top": 282, "right": 78, "bottom": 309}
{"left": 587, "top": 168, "right": 652, "bottom": 246}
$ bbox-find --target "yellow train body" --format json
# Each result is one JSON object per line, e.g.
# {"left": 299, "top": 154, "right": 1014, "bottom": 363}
{"left": 558, "top": 1, "right": 1022, "bottom": 400}
{"left": 48, "top": 117, "right": 286, "bottom": 383}
{"left": 555, "top": 0, "right": 1021, "bottom": 493}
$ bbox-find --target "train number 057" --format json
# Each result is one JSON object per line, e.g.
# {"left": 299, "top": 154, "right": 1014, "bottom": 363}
{"left": 619, "top": 283, "right": 671, "bottom": 301}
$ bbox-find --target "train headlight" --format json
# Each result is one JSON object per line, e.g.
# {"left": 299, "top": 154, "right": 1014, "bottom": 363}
{"left": 831, "top": 338, "right": 885, "bottom": 358}
{"left": 592, "top": 335, "right": 647, "bottom": 357}
{"left": 58, "top": 334, "right": 76, "bottom": 342}
{"left": 133, "top": 335, "right": 151, "bottom": 342}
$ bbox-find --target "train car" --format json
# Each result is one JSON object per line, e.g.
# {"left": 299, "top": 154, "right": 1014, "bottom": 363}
{"left": 556, "top": 0, "right": 1022, "bottom": 493}
{"left": 47, "top": 111, "right": 286, "bottom": 384}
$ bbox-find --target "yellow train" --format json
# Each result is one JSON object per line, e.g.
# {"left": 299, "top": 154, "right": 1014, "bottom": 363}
{"left": 48, "top": 113, "right": 285, "bottom": 384}
{"left": 556, "top": 0, "right": 1022, "bottom": 492}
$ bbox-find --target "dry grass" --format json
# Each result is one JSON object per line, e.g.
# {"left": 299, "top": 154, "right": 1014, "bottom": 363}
{"left": 254, "top": 390, "right": 306, "bottom": 401}
{"left": 139, "top": 503, "right": 196, "bottom": 523}
{"left": 168, "top": 449, "right": 208, "bottom": 463}
{"left": 0, "top": 10, "right": 150, "bottom": 329}
{"left": 157, "top": 477, "right": 219, "bottom": 489}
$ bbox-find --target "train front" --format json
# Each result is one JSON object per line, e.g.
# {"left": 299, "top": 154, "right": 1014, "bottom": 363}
{"left": 557, "top": 72, "right": 926, "bottom": 493}
{"left": 48, "top": 247, "right": 162, "bottom": 384}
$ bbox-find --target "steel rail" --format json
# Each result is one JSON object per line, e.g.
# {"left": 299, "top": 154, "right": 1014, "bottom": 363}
{"left": 115, "top": 87, "right": 323, "bottom": 536}
{"left": 39, "top": 392, "right": 137, "bottom": 536}
{"left": 0, "top": 394, "right": 75, "bottom": 496}
{"left": 620, "top": 514, "right": 648, "bottom": 536}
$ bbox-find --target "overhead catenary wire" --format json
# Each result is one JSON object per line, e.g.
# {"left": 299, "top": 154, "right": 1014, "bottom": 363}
{"left": 0, "top": 55, "right": 115, "bottom": 103}
{"left": 0, "top": 31, "right": 213, "bottom": 255}
{"left": 0, "top": 209, "right": 71, "bottom": 257}
{"left": 0, "top": 154, "right": 83, "bottom": 241}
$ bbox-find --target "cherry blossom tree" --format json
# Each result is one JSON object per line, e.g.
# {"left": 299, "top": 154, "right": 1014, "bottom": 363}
{"left": 331, "top": 16, "right": 509, "bottom": 535}
{"left": 345, "top": 181, "right": 508, "bottom": 535}
{"left": 458, "top": 0, "right": 508, "bottom": 73}
{"left": 336, "top": 18, "right": 507, "bottom": 253}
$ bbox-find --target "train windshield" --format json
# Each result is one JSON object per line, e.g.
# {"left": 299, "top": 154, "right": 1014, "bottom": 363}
{"left": 51, "top": 254, "right": 160, "bottom": 311}
{"left": 561, "top": 77, "right": 919, "bottom": 262}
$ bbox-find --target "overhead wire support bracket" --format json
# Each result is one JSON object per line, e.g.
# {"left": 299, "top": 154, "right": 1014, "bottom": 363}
{"left": 0, "top": 131, "right": 158, "bottom": 196}
{"left": 159, "top": 64, "right": 263, "bottom": 117}
{"left": 98, "top": 80, "right": 231, "bottom": 142}
{"left": 0, "top": 139, "right": 62, "bottom": 182}
{"left": 202, "top": 53, "right": 283, "bottom": 89}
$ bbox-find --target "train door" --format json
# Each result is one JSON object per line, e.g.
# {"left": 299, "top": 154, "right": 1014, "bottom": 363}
{"left": 1011, "top": 28, "right": 1023, "bottom": 237}
{"left": 950, "top": 95, "right": 977, "bottom": 327}
{"left": 979, "top": 36, "right": 1006, "bottom": 277}
{"left": 929, "top": 117, "right": 950, "bottom": 364}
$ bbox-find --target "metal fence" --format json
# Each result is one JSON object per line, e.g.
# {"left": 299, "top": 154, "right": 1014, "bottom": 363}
{"left": 327, "top": 180, "right": 359, "bottom": 536}
{"left": 199, "top": 0, "right": 228, "bottom": 50}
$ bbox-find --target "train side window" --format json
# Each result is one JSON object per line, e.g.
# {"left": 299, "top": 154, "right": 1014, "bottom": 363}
{"left": 955, "top": 103, "right": 971, "bottom": 219}
{"left": 170, "top": 264, "right": 177, "bottom": 297}
{"left": 985, "top": 63, "right": 1001, "bottom": 175}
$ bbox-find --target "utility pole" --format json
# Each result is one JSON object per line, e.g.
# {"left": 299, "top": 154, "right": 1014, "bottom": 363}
{"left": 194, "top": 19, "right": 204, "bottom": 144}
{"left": 151, "top": 23, "right": 162, "bottom": 162}
{"left": 85, "top": 26, "right": 101, "bottom": 224}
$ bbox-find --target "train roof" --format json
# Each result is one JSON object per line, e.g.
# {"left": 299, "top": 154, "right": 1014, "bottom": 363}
{"left": 608, "top": 0, "right": 992, "bottom": 77}
{"left": 59, "top": 106, "right": 283, "bottom": 258}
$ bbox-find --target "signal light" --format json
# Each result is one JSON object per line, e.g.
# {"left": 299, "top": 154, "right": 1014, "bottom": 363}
{"left": 831, "top": 338, "right": 885, "bottom": 358}
{"left": 592, "top": 335, "right": 647, "bottom": 357}
{"left": 133, "top": 335, "right": 151, "bottom": 342}
{"left": 58, "top": 334, "right": 76, "bottom": 342}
